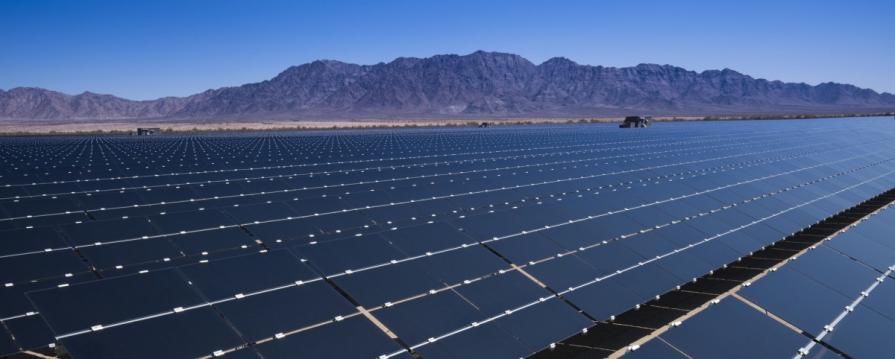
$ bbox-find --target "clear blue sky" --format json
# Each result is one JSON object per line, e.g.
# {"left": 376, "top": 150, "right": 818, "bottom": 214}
{"left": 2, "top": 0, "right": 893, "bottom": 100}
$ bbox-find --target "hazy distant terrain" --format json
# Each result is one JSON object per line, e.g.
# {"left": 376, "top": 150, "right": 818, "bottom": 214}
{"left": 2, "top": 51, "right": 894, "bottom": 122}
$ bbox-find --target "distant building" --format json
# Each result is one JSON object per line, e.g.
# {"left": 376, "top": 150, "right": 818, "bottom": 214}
{"left": 136, "top": 128, "right": 161, "bottom": 136}
{"left": 619, "top": 116, "right": 651, "bottom": 128}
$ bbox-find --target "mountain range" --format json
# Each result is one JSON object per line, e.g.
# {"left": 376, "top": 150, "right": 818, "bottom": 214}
{"left": 2, "top": 51, "right": 894, "bottom": 121}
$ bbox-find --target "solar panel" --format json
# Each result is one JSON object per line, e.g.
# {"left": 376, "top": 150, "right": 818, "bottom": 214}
{"left": 214, "top": 281, "right": 356, "bottom": 342}
{"left": 626, "top": 196, "right": 895, "bottom": 359}
{"left": 0, "top": 227, "right": 68, "bottom": 256}
{"left": 562, "top": 276, "right": 646, "bottom": 320}
{"left": 413, "top": 319, "right": 529, "bottom": 359}
{"left": 622, "top": 338, "right": 687, "bottom": 359}
{"left": 741, "top": 266, "right": 854, "bottom": 335}
{"left": 659, "top": 297, "right": 807, "bottom": 358}
{"left": 78, "top": 236, "right": 183, "bottom": 269}
{"left": 61, "top": 307, "right": 244, "bottom": 359}
{"left": 332, "top": 258, "right": 443, "bottom": 307}
{"left": 820, "top": 304, "right": 895, "bottom": 358}
{"left": 253, "top": 315, "right": 408, "bottom": 359}
{"left": 28, "top": 269, "right": 204, "bottom": 335}
{"left": 178, "top": 250, "right": 317, "bottom": 299}
{"left": 0, "top": 326, "right": 16, "bottom": 357}
{"left": 1, "top": 118, "right": 895, "bottom": 358}
{"left": 2, "top": 314, "right": 55, "bottom": 351}
{"left": 0, "top": 250, "right": 88, "bottom": 285}
{"left": 381, "top": 222, "right": 469, "bottom": 256}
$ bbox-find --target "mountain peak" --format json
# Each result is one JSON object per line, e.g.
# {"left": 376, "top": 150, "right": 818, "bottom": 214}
{"left": 468, "top": 50, "right": 514, "bottom": 57}
{"left": 310, "top": 59, "right": 350, "bottom": 67}
{"left": 634, "top": 63, "right": 679, "bottom": 71}
{"left": 541, "top": 57, "right": 578, "bottom": 67}
{"left": 463, "top": 51, "right": 533, "bottom": 65}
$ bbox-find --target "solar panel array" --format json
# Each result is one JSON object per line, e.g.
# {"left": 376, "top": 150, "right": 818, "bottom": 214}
{"left": 2, "top": 118, "right": 895, "bottom": 359}
{"left": 630, "top": 203, "right": 895, "bottom": 359}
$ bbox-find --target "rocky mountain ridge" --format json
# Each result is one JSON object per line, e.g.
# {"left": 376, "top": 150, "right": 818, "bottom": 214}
{"left": 3, "top": 51, "right": 893, "bottom": 121}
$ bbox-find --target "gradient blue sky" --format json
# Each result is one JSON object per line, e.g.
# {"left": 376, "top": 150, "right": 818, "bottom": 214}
{"left": 2, "top": 0, "right": 893, "bottom": 100}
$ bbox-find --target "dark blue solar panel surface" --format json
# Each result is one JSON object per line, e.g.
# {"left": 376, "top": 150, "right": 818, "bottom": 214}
{"left": 61, "top": 307, "right": 244, "bottom": 359}
{"left": 1, "top": 118, "right": 895, "bottom": 358}
{"left": 658, "top": 297, "right": 807, "bottom": 358}
{"left": 628, "top": 196, "right": 895, "bottom": 359}
{"left": 622, "top": 338, "right": 688, "bottom": 359}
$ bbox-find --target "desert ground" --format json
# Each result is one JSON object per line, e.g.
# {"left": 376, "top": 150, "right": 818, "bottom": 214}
{"left": 0, "top": 117, "right": 632, "bottom": 134}
{"left": 1, "top": 113, "right": 891, "bottom": 134}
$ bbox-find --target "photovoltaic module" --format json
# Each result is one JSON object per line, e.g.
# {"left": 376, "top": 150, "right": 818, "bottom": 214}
{"left": 2, "top": 118, "right": 895, "bottom": 358}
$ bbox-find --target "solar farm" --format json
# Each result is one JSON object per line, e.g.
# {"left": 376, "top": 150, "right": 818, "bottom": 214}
{"left": 2, "top": 117, "right": 895, "bottom": 359}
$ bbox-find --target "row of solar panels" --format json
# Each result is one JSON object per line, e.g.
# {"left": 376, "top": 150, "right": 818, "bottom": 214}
{"left": 3, "top": 133, "right": 890, "bottom": 297}
{"left": 2, "top": 128, "right": 860, "bottom": 261}
{"left": 627, "top": 203, "right": 895, "bottom": 359}
{"left": 0, "top": 126, "right": 876, "bottom": 240}
{"left": 0, "top": 128, "right": 787, "bottom": 204}
{"left": 0, "top": 128, "right": 679, "bottom": 183}
{"left": 1, "top": 119, "right": 894, "bottom": 358}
